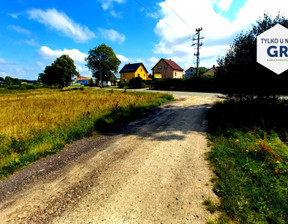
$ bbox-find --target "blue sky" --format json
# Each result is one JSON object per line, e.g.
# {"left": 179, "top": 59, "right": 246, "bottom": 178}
{"left": 1, "top": 0, "right": 288, "bottom": 80}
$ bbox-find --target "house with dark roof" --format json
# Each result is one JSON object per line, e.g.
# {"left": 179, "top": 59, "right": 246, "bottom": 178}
{"left": 152, "top": 58, "right": 183, "bottom": 79}
{"left": 184, "top": 67, "right": 196, "bottom": 78}
{"left": 119, "top": 63, "right": 148, "bottom": 83}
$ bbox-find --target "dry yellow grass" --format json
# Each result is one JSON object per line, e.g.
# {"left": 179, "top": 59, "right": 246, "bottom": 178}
{"left": 0, "top": 88, "right": 164, "bottom": 137}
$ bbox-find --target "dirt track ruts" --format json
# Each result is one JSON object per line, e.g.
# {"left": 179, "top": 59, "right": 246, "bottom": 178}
{"left": 0, "top": 94, "right": 219, "bottom": 223}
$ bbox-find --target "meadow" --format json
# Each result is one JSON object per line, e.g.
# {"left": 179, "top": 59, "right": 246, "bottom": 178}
{"left": 206, "top": 99, "right": 288, "bottom": 224}
{"left": 0, "top": 88, "right": 173, "bottom": 179}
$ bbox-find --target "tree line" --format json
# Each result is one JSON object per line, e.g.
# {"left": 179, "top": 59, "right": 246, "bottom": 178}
{"left": 38, "top": 44, "right": 120, "bottom": 88}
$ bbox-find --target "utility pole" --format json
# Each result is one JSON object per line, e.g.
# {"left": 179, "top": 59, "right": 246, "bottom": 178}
{"left": 192, "top": 27, "right": 204, "bottom": 76}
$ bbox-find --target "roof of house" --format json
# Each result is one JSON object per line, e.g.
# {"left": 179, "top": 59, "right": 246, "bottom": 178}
{"left": 185, "top": 67, "right": 196, "bottom": 72}
{"left": 152, "top": 58, "right": 184, "bottom": 71}
{"left": 119, "top": 63, "right": 148, "bottom": 74}
{"left": 202, "top": 67, "right": 216, "bottom": 76}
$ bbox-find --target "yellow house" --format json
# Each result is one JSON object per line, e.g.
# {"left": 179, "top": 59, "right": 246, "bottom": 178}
{"left": 120, "top": 63, "right": 148, "bottom": 83}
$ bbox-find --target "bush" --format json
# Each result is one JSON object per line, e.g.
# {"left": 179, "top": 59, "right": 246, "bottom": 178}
{"left": 129, "top": 77, "right": 144, "bottom": 89}
{"left": 118, "top": 82, "right": 128, "bottom": 88}
{"left": 6, "top": 84, "right": 41, "bottom": 90}
{"left": 152, "top": 76, "right": 217, "bottom": 92}
{"left": 26, "top": 84, "right": 37, "bottom": 89}
{"left": 6, "top": 85, "right": 21, "bottom": 90}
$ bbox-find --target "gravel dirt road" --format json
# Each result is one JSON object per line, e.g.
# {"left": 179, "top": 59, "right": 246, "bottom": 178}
{"left": 0, "top": 94, "right": 220, "bottom": 224}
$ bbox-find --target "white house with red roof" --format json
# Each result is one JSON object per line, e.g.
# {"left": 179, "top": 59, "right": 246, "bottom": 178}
{"left": 151, "top": 58, "right": 184, "bottom": 79}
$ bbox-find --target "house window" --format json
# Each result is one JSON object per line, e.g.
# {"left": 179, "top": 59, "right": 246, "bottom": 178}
{"left": 164, "top": 66, "right": 167, "bottom": 70}
{"left": 158, "top": 66, "right": 162, "bottom": 71}
{"left": 138, "top": 74, "right": 140, "bottom": 77}
{"left": 140, "top": 69, "right": 142, "bottom": 72}
{"left": 123, "top": 74, "right": 125, "bottom": 77}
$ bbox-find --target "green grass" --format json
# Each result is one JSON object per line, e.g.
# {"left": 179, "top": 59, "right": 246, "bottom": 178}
{"left": 204, "top": 198, "right": 219, "bottom": 214}
{"left": 207, "top": 99, "right": 288, "bottom": 223}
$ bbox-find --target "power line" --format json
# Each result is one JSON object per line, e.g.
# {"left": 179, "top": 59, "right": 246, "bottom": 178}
{"left": 162, "top": 1, "right": 192, "bottom": 30}
{"left": 133, "top": 0, "right": 199, "bottom": 69}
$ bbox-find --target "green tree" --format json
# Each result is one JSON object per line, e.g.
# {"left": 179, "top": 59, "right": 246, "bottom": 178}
{"left": 4, "top": 76, "right": 21, "bottom": 86}
{"left": 216, "top": 13, "right": 288, "bottom": 100}
{"left": 198, "top": 67, "right": 207, "bottom": 76}
{"left": 39, "top": 55, "right": 79, "bottom": 87}
{"left": 85, "top": 44, "right": 121, "bottom": 87}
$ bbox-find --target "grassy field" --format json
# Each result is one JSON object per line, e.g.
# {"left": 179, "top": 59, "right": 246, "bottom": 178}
{"left": 206, "top": 100, "right": 288, "bottom": 223}
{"left": 0, "top": 87, "right": 173, "bottom": 179}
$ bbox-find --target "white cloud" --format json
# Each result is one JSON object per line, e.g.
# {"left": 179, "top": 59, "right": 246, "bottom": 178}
{"left": 27, "top": 8, "right": 96, "bottom": 42}
{"left": 97, "top": 0, "right": 125, "bottom": 10}
{"left": 97, "top": 0, "right": 125, "bottom": 17}
{"left": 116, "top": 54, "right": 129, "bottom": 63}
{"left": 9, "top": 13, "right": 20, "bottom": 19}
{"left": 16, "top": 38, "right": 39, "bottom": 46}
{"left": 154, "top": 0, "right": 288, "bottom": 70}
{"left": 37, "top": 61, "right": 44, "bottom": 67}
{"left": 212, "top": 0, "right": 233, "bottom": 12}
{"left": 0, "top": 58, "right": 13, "bottom": 65}
{"left": 0, "top": 66, "right": 37, "bottom": 80}
{"left": 233, "top": 0, "right": 288, "bottom": 29}
{"left": 149, "top": 57, "right": 159, "bottom": 64}
{"left": 99, "top": 28, "right": 126, "bottom": 44}
{"left": 0, "top": 58, "right": 8, "bottom": 64}
{"left": 25, "top": 39, "right": 39, "bottom": 46}
{"left": 38, "top": 46, "right": 87, "bottom": 63}
{"left": 0, "top": 72, "right": 10, "bottom": 77}
{"left": 9, "top": 25, "right": 31, "bottom": 35}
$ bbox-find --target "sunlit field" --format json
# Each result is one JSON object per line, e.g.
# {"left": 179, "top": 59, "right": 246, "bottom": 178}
{"left": 0, "top": 88, "right": 173, "bottom": 179}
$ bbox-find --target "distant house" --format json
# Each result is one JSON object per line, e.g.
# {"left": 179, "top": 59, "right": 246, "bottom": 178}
{"left": 202, "top": 65, "right": 216, "bottom": 77}
{"left": 120, "top": 63, "right": 148, "bottom": 83}
{"left": 152, "top": 58, "right": 183, "bottom": 79}
{"left": 73, "top": 77, "right": 92, "bottom": 85}
{"left": 184, "top": 67, "right": 196, "bottom": 78}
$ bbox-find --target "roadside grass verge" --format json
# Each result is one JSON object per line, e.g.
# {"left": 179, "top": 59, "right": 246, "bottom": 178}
{"left": 206, "top": 99, "right": 288, "bottom": 223}
{"left": 0, "top": 88, "right": 173, "bottom": 180}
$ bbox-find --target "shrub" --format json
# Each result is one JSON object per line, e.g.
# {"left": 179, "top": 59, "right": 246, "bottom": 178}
{"left": 152, "top": 76, "right": 217, "bottom": 92}
{"left": 129, "top": 77, "right": 144, "bottom": 89}
{"left": 6, "top": 85, "right": 21, "bottom": 89}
